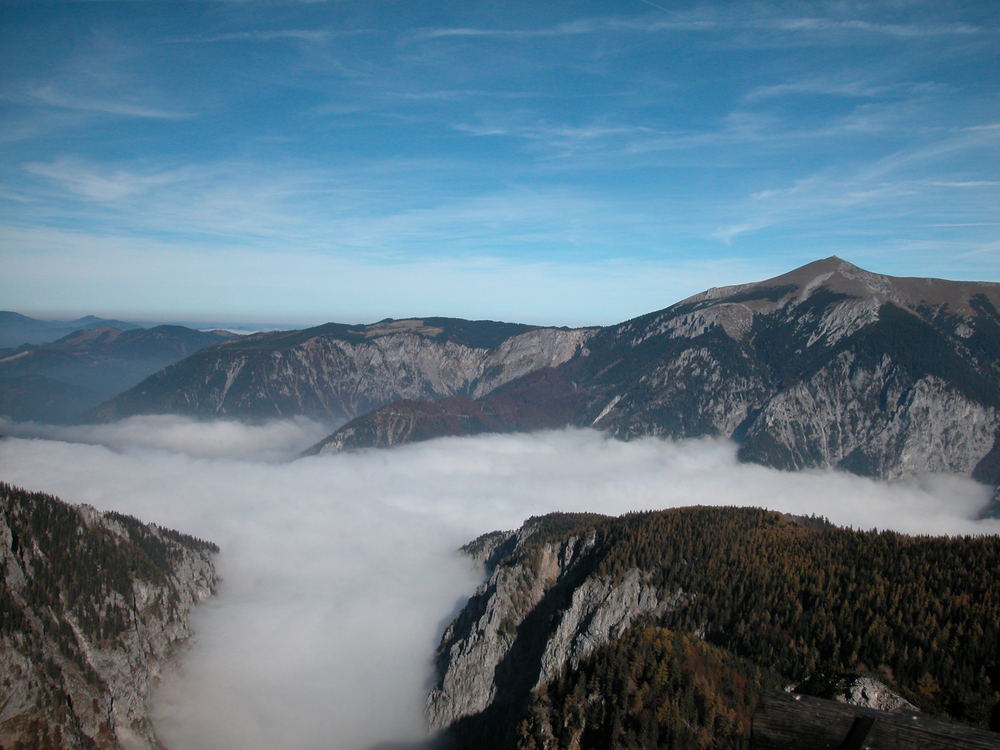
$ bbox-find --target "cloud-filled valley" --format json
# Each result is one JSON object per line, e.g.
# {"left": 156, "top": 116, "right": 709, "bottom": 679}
{"left": 1, "top": 416, "right": 997, "bottom": 749}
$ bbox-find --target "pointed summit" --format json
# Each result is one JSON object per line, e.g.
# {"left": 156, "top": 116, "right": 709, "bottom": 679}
{"left": 687, "top": 257, "right": 999, "bottom": 316}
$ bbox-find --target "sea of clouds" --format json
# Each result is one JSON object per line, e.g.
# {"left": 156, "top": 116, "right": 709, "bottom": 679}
{"left": 1, "top": 415, "right": 997, "bottom": 749}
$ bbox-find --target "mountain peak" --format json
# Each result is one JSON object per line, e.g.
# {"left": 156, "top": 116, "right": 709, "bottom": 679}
{"left": 688, "top": 257, "right": 999, "bottom": 316}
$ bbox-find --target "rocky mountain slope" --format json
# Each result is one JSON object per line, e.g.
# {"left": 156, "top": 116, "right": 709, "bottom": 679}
{"left": 314, "top": 258, "right": 1000, "bottom": 506}
{"left": 428, "top": 507, "right": 1000, "bottom": 749}
{"left": 0, "top": 482, "right": 219, "bottom": 749}
{"left": 89, "top": 318, "right": 595, "bottom": 424}
{"left": 0, "top": 325, "right": 236, "bottom": 423}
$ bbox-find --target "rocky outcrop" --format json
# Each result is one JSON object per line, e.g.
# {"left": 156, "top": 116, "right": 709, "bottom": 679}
{"left": 0, "top": 483, "right": 218, "bottom": 749}
{"left": 840, "top": 676, "right": 919, "bottom": 713}
{"left": 426, "top": 515, "right": 681, "bottom": 740}
{"left": 789, "top": 673, "right": 920, "bottom": 712}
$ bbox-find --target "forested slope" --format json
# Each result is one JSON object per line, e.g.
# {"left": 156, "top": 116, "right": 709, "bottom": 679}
{"left": 429, "top": 507, "right": 1000, "bottom": 749}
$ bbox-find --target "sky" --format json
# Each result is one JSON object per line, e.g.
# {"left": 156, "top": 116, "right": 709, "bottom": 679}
{"left": 1, "top": 0, "right": 998, "bottom": 327}
{"left": 2, "top": 419, "right": 997, "bottom": 749}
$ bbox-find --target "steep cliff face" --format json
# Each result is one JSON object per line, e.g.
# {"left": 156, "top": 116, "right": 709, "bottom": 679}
{"left": 0, "top": 483, "right": 218, "bottom": 750}
{"left": 428, "top": 507, "right": 1000, "bottom": 748}
{"left": 427, "top": 515, "right": 678, "bottom": 748}
{"left": 89, "top": 319, "right": 595, "bottom": 424}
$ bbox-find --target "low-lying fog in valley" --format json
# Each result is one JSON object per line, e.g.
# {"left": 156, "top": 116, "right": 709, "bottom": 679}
{"left": 1, "top": 416, "right": 997, "bottom": 749}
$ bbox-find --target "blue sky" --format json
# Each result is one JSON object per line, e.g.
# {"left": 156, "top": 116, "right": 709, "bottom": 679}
{"left": 1, "top": 0, "right": 998, "bottom": 327}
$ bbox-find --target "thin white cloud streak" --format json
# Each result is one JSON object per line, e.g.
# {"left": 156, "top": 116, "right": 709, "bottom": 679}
{"left": 166, "top": 29, "right": 335, "bottom": 44}
{"left": 712, "top": 124, "right": 1000, "bottom": 243}
{"left": 414, "top": 12, "right": 988, "bottom": 43}
{"left": 16, "top": 85, "right": 192, "bottom": 120}
{"left": 0, "top": 424, "right": 997, "bottom": 749}
{"left": 24, "top": 158, "right": 199, "bottom": 202}
{"left": 743, "top": 79, "right": 889, "bottom": 102}
{"left": 769, "top": 17, "right": 983, "bottom": 38}
{"left": 412, "top": 16, "right": 712, "bottom": 41}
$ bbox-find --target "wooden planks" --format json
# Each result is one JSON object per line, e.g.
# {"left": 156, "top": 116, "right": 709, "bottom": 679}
{"left": 751, "top": 690, "right": 1000, "bottom": 750}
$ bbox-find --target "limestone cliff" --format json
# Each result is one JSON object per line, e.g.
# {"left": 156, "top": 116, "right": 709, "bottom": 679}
{"left": 0, "top": 483, "right": 218, "bottom": 749}
{"left": 427, "top": 515, "right": 678, "bottom": 745}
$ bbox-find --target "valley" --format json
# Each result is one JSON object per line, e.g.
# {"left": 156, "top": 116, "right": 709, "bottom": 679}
{"left": 2, "top": 259, "right": 999, "bottom": 749}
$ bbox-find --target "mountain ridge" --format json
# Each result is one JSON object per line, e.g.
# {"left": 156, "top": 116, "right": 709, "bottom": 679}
{"left": 72, "top": 258, "right": 1000, "bottom": 506}
{"left": 304, "top": 258, "right": 1000, "bottom": 510}
{"left": 87, "top": 318, "right": 596, "bottom": 424}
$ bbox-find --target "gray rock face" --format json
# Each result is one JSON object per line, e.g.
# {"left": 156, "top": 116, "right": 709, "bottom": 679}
{"left": 534, "top": 569, "right": 683, "bottom": 689}
{"left": 0, "top": 484, "right": 218, "bottom": 750}
{"left": 839, "top": 676, "right": 919, "bottom": 713}
{"left": 90, "top": 320, "right": 595, "bottom": 424}
{"left": 742, "top": 361, "right": 1000, "bottom": 477}
{"left": 426, "top": 521, "right": 678, "bottom": 732}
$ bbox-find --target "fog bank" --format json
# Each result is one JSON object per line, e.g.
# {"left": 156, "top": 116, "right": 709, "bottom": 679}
{"left": 0, "top": 414, "right": 332, "bottom": 462}
{"left": 1, "top": 419, "right": 996, "bottom": 749}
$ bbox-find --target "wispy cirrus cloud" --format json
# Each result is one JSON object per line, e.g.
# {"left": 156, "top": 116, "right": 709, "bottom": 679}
{"left": 929, "top": 180, "right": 1000, "bottom": 188}
{"left": 414, "top": 11, "right": 991, "bottom": 44}
{"left": 768, "top": 17, "right": 984, "bottom": 38}
{"left": 12, "top": 84, "right": 192, "bottom": 120}
{"left": 711, "top": 123, "right": 1000, "bottom": 244}
{"left": 743, "top": 78, "right": 890, "bottom": 102}
{"left": 166, "top": 29, "right": 341, "bottom": 44}
{"left": 24, "top": 157, "right": 198, "bottom": 202}
{"left": 413, "top": 13, "right": 718, "bottom": 41}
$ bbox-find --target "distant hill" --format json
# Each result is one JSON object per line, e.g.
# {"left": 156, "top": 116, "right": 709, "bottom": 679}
{"left": 0, "top": 311, "right": 140, "bottom": 348}
{"left": 429, "top": 506, "right": 1000, "bottom": 748}
{"left": 0, "top": 325, "right": 237, "bottom": 423}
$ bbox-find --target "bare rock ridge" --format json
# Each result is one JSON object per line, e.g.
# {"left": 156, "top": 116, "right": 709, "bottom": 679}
{"left": 88, "top": 317, "right": 596, "bottom": 425}
{"left": 0, "top": 482, "right": 219, "bottom": 749}
{"left": 428, "top": 507, "right": 1000, "bottom": 748}
{"left": 312, "top": 258, "right": 1000, "bottom": 507}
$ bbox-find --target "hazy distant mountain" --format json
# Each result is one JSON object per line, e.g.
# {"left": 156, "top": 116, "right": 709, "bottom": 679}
{"left": 0, "top": 482, "right": 218, "bottom": 750}
{"left": 0, "top": 325, "right": 237, "bottom": 423}
{"left": 311, "top": 258, "right": 1000, "bottom": 507}
{"left": 87, "top": 318, "right": 595, "bottom": 424}
{"left": 428, "top": 507, "right": 1000, "bottom": 748}
{"left": 0, "top": 311, "right": 141, "bottom": 348}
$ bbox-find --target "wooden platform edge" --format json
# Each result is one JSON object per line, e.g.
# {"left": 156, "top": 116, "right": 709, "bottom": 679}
{"left": 751, "top": 690, "right": 1000, "bottom": 750}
